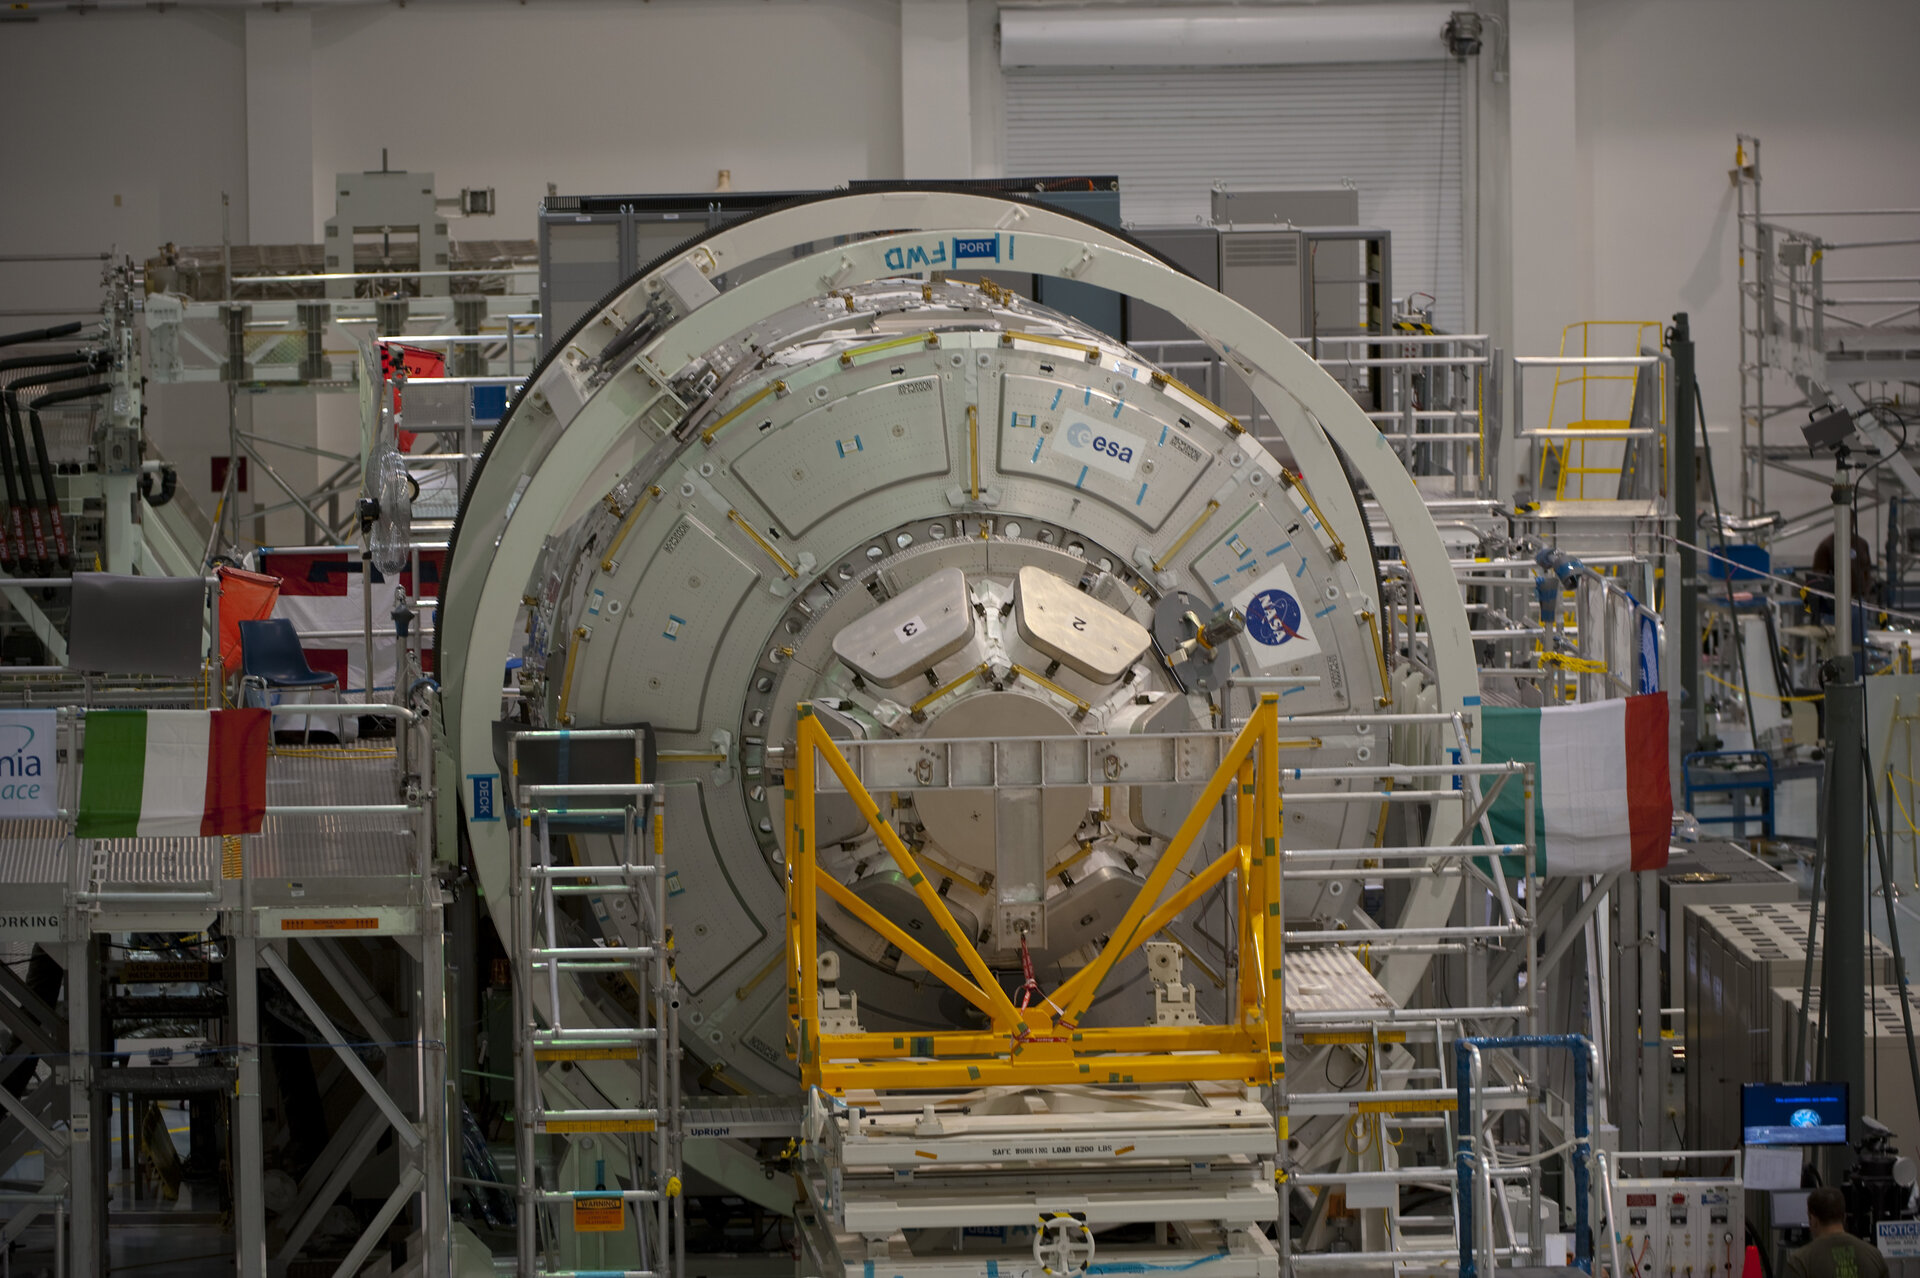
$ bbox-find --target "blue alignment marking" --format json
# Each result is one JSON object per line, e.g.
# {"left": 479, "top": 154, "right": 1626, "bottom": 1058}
{"left": 1083, "top": 388, "right": 1091, "bottom": 406}
{"left": 1159, "top": 425, "right": 1168, "bottom": 445}
{"left": 1076, "top": 465, "right": 1088, "bottom": 489}
{"left": 1137, "top": 482, "right": 1149, "bottom": 506}
{"left": 1267, "top": 542, "right": 1291, "bottom": 556}
{"left": 1212, "top": 573, "right": 1231, "bottom": 586}
{"left": 1031, "top": 438, "right": 1045, "bottom": 463}
{"left": 1112, "top": 401, "right": 1124, "bottom": 419}
{"left": 1282, "top": 684, "right": 1303, "bottom": 696}
{"left": 1295, "top": 561, "right": 1309, "bottom": 578}
{"left": 1463, "top": 694, "right": 1482, "bottom": 705}
{"left": 1009, "top": 235, "right": 1015, "bottom": 260}
{"left": 1050, "top": 388, "right": 1062, "bottom": 410}
{"left": 1315, "top": 604, "right": 1336, "bottom": 618}
{"left": 864, "top": 1265, "right": 874, "bottom": 1278}
{"left": 1232, "top": 662, "right": 1242, "bottom": 674}
{"left": 1236, "top": 560, "right": 1259, "bottom": 576}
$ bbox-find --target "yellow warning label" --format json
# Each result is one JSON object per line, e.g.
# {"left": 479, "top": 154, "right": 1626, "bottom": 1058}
{"left": 573, "top": 1197, "right": 624, "bottom": 1232}
{"left": 1356, "top": 1097, "right": 1458, "bottom": 1115}
{"left": 540, "top": 1119, "right": 656, "bottom": 1134}
{"left": 535, "top": 1047, "right": 639, "bottom": 1063}
{"left": 281, "top": 918, "right": 380, "bottom": 932}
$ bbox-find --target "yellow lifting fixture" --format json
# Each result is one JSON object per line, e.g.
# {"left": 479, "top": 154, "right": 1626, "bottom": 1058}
{"left": 783, "top": 694, "right": 1292, "bottom": 1094}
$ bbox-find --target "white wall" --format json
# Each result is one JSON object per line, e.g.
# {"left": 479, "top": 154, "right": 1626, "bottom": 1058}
{"left": 5, "top": 0, "right": 1919, "bottom": 562}
{"left": 307, "top": 0, "right": 902, "bottom": 236}
{"left": 1572, "top": 0, "right": 1920, "bottom": 556}
{"left": 2, "top": 0, "right": 903, "bottom": 541}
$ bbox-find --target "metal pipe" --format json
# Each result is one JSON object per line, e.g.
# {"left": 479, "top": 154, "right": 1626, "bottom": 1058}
{"left": 1287, "top": 925, "right": 1525, "bottom": 944}
{"left": 1283, "top": 844, "right": 1525, "bottom": 860}
{"left": 1291, "top": 1006, "right": 1527, "bottom": 1024}
{"left": 1513, "top": 355, "right": 1661, "bottom": 367}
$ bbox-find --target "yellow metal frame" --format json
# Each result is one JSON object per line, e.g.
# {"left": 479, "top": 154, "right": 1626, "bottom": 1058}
{"left": 785, "top": 695, "right": 1289, "bottom": 1094}
{"left": 1538, "top": 320, "right": 1668, "bottom": 500}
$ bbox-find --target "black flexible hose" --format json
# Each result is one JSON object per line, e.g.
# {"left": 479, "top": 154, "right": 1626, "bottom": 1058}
{"left": 0, "top": 322, "right": 82, "bottom": 350}
{"left": 28, "top": 383, "right": 108, "bottom": 412}
{"left": 2, "top": 396, "right": 43, "bottom": 568}
{"left": 3, "top": 360, "right": 107, "bottom": 396}
{"left": 0, "top": 351, "right": 90, "bottom": 376}
{"left": 139, "top": 467, "right": 177, "bottom": 508}
{"left": 7, "top": 368, "right": 101, "bottom": 570}
{"left": 0, "top": 399, "right": 20, "bottom": 568}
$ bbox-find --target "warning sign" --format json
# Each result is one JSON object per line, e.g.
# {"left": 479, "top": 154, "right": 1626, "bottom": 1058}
{"left": 573, "top": 1197, "right": 624, "bottom": 1233}
{"left": 1878, "top": 1221, "right": 1920, "bottom": 1259}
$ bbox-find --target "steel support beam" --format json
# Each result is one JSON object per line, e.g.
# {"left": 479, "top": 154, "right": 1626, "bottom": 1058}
{"left": 234, "top": 933, "right": 267, "bottom": 1278}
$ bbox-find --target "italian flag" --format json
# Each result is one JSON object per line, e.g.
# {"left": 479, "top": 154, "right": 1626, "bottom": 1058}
{"left": 76, "top": 710, "right": 269, "bottom": 839}
{"left": 1478, "top": 693, "right": 1672, "bottom": 875}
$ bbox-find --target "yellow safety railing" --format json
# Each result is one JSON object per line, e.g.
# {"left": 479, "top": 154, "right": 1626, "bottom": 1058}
{"left": 1539, "top": 320, "right": 1668, "bottom": 500}
{"left": 785, "top": 695, "right": 1289, "bottom": 1094}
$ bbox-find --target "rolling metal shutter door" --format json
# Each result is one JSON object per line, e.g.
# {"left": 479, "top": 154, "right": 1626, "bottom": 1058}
{"left": 1003, "top": 62, "right": 1467, "bottom": 331}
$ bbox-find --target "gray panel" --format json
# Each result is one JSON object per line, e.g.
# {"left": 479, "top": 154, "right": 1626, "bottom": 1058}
{"left": 593, "top": 514, "right": 758, "bottom": 733}
{"left": 1211, "top": 187, "right": 1359, "bottom": 227}
{"left": 733, "top": 375, "right": 954, "bottom": 537}
{"left": 994, "top": 373, "right": 1207, "bottom": 528}
{"left": 541, "top": 218, "right": 623, "bottom": 353}
{"left": 70, "top": 573, "right": 204, "bottom": 678}
{"left": 1013, "top": 565, "right": 1149, "bottom": 683}
{"left": 831, "top": 566, "right": 975, "bottom": 690}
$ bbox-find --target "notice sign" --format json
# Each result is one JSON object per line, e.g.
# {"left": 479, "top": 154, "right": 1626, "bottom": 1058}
{"left": 0, "top": 712, "right": 56, "bottom": 818}
{"left": 573, "top": 1197, "right": 624, "bottom": 1232}
{"left": 1878, "top": 1221, "right": 1920, "bottom": 1259}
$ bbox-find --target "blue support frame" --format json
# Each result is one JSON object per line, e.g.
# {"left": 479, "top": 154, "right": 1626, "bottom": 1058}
{"left": 1454, "top": 1034, "right": 1595, "bottom": 1278}
{"left": 1682, "top": 748, "right": 1776, "bottom": 838}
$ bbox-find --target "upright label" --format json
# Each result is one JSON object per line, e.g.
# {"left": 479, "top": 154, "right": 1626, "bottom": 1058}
{"left": 0, "top": 712, "right": 56, "bottom": 818}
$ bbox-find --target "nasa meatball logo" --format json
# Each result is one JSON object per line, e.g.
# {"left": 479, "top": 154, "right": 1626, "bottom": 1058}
{"left": 1059, "top": 419, "right": 1142, "bottom": 479}
{"left": 1245, "top": 589, "right": 1303, "bottom": 647}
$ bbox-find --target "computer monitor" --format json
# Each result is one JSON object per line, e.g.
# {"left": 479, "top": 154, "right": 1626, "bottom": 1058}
{"left": 1743, "top": 1082, "right": 1850, "bottom": 1146}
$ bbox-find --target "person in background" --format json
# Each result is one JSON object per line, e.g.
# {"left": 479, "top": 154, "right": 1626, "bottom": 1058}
{"left": 1813, "top": 530, "right": 1877, "bottom": 605}
{"left": 1785, "top": 1188, "right": 1889, "bottom": 1278}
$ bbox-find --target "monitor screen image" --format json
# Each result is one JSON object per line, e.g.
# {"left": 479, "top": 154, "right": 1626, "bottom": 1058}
{"left": 1743, "top": 1082, "right": 1850, "bottom": 1146}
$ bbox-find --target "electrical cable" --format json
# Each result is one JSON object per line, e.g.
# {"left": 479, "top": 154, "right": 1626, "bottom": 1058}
{"left": 1860, "top": 727, "right": 1920, "bottom": 1134}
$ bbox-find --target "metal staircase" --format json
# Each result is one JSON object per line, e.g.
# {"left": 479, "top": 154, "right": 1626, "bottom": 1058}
{"left": 1735, "top": 133, "right": 1920, "bottom": 522}
{"left": 509, "top": 728, "right": 681, "bottom": 1278}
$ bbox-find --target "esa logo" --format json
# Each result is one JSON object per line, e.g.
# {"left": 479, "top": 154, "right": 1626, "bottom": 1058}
{"left": 1065, "top": 421, "right": 1135, "bottom": 463}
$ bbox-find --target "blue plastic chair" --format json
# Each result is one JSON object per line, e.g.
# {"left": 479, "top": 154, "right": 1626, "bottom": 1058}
{"left": 238, "top": 619, "right": 337, "bottom": 742}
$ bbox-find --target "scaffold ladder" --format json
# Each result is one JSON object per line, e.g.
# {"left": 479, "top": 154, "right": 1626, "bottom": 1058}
{"left": 509, "top": 728, "right": 682, "bottom": 1278}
